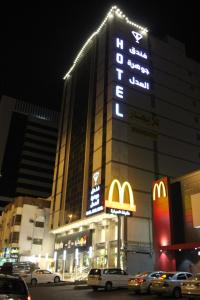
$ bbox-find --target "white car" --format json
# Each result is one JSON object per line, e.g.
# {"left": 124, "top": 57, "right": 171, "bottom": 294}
{"left": 151, "top": 271, "right": 193, "bottom": 298}
{"left": 29, "top": 269, "right": 61, "bottom": 286}
{"left": 88, "top": 268, "right": 132, "bottom": 291}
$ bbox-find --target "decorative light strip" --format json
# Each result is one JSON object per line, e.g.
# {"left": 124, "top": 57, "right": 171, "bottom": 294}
{"left": 63, "top": 6, "right": 148, "bottom": 79}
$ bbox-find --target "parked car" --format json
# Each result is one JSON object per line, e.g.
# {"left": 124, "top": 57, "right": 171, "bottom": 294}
{"left": 88, "top": 268, "right": 132, "bottom": 291}
{"left": 150, "top": 271, "right": 193, "bottom": 298}
{"left": 28, "top": 269, "right": 61, "bottom": 286}
{"left": 181, "top": 273, "right": 200, "bottom": 299}
{"left": 0, "top": 273, "right": 31, "bottom": 300}
{"left": 128, "top": 271, "right": 165, "bottom": 294}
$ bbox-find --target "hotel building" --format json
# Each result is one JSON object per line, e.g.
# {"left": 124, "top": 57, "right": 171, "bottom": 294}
{"left": 50, "top": 6, "right": 200, "bottom": 275}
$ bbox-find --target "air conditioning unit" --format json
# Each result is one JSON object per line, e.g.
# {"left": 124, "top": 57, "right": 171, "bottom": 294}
{"left": 29, "top": 219, "right": 34, "bottom": 223}
{"left": 27, "top": 236, "right": 32, "bottom": 240}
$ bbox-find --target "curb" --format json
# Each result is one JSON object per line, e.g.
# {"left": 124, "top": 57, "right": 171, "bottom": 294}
{"left": 74, "top": 285, "right": 91, "bottom": 290}
{"left": 28, "top": 281, "right": 75, "bottom": 288}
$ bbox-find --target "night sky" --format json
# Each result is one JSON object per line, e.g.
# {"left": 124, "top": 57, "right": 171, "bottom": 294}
{"left": 1, "top": 1, "right": 200, "bottom": 112}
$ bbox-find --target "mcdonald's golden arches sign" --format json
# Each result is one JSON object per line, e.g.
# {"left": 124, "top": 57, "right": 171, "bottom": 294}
{"left": 105, "top": 179, "right": 136, "bottom": 216}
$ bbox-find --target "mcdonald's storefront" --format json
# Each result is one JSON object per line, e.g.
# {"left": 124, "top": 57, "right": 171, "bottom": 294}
{"left": 153, "top": 171, "right": 200, "bottom": 273}
{"left": 52, "top": 176, "right": 153, "bottom": 278}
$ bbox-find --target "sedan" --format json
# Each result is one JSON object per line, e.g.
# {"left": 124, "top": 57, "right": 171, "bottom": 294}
{"left": 29, "top": 269, "right": 61, "bottom": 286}
{"left": 181, "top": 273, "right": 200, "bottom": 299}
{"left": 128, "top": 271, "right": 165, "bottom": 294}
{"left": 151, "top": 272, "right": 193, "bottom": 298}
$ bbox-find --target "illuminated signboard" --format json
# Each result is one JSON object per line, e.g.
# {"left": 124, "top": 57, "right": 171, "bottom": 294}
{"left": 114, "top": 29, "right": 150, "bottom": 119}
{"left": 55, "top": 231, "right": 92, "bottom": 251}
{"left": 105, "top": 179, "right": 136, "bottom": 216}
{"left": 153, "top": 180, "right": 167, "bottom": 200}
{"left": 86, "top": 171, "right": 104, "bottom": 216}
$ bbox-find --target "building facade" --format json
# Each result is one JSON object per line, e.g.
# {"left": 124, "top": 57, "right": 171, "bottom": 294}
{"left": 50, "top": 6, "right": 200, "bottom": 276}
{"left": 0, "top": 95, "right": 59, "bottom": 210}
{"left": 153, "top": 171, "right": 200, "bottom": 273}
{"left": 0, "top": 196, "right": 54, "bottom": 269}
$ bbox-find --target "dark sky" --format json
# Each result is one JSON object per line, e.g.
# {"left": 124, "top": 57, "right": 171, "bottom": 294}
{"left": 1, "top": 1, "right": 199, "bottom": 111}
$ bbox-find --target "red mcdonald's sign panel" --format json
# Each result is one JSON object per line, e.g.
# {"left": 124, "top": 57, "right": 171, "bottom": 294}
{"left": 152, "top": 177, "right": 175, "bottom": 271}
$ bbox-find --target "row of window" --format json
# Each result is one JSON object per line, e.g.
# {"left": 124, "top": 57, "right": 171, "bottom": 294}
{"left": 9, "top": 215, "right": 45, "bottom": 228}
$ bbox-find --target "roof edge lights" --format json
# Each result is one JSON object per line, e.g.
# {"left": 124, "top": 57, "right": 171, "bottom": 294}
{"left": 63, "top": 6, "right": 148, "bottom": 80}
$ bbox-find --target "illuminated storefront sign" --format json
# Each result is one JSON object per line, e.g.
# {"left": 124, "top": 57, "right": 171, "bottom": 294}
{"left": 55, "top": 231, "right": 92, "bottom": 251}
{"left": 153, "top": 180, "right": 167, "bottom": 200}
{"left": 86, "top": 172, "right": 104, "bottom": 216}
{"left": 105, "top": 179, "right": 136, "bottom": 216}
{"left": 114, "top": 30, "right": 150, "bottom": 119}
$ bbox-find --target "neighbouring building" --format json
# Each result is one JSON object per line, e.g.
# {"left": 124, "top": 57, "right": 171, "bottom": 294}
{"left": 50, "top": 6, "right": 200, "bottom": 276}
{"left": 0, "top": 95, "right": 59, "bottom": 211}
{"left": 153, "top": 171, "right": 200, "bottom": 273}
{"left": 0, "top": 196, "right": 54, "bottom": 269}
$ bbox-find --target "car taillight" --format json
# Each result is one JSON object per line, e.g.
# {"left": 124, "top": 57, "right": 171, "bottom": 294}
{"left": 27, "top": 296, "right": 32, "bottom": 300}
{"left": 163, "top": 281, "right": 169, "bottom": 287}
{"left": 136, "top": 278, "right": 146, "bottom": 284}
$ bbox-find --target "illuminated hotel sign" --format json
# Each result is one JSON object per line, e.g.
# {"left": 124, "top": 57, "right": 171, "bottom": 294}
{"left": 86, "top": 172, "right": 104, "bottom": 216}
{"left": 114, "top": 30, "right": 150, "bottom": 119}
{"left": 105, "top": 179, "right": 136, "bottom": 216}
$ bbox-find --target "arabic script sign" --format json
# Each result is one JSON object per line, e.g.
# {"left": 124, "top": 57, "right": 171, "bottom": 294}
{"left": 114, "top": 30, "right": 150, "bottom": 119}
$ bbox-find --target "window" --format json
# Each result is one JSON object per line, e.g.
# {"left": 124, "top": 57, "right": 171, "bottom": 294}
{"left": 177, "top": 274, "right": 187, "bottom": 280}
{"left": 11, "top": 232, "right": 19, "bottom": 243}
{"left": 14, "top": 215, "right": 22, "bottom": 225}
{"left": 35, "top": 221, "right": 44, "bottom": 228}
{"left": 32, "top": 238, "right": 43, "bottom": 245}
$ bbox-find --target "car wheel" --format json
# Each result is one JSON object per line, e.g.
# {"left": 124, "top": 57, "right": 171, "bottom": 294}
{"left": 105, "top": 281, "right": 112, "bottom": 291}
{"left": 31, "top": 278, "right": 37, "bottom": 287}
{"left": 173, "top": 287, "right": 181, "bottom": 298}
{"left": 54, "top": 276, "right": 60, "bottom": 283}
{"left": 92, "top": 286, "right": 98, "bottom": 291}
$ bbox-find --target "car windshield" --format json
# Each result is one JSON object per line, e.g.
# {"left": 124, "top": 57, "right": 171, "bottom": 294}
{"left": 0, "top": 278, "right": 27, "bottom": 295}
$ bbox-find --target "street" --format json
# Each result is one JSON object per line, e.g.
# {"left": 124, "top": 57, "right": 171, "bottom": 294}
{"left": 30, "top": 285, "right": 177, "bottom": 300}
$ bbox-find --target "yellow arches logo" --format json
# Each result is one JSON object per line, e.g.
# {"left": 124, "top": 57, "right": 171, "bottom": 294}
{"left": 153, "top": 181, "right": 167, "bottom": 200}
{"left": 105, "top": 179, "right": 136, "bottom": 212}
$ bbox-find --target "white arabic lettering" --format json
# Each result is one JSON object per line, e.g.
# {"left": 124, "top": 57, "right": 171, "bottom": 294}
{"left": 129, "top": 76, "right": 150, "bottom": 90}
{"left": 129, "top": 47, "right": 148, "bottom": 60}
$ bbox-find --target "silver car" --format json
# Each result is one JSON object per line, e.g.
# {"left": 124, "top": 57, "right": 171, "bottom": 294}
{"left": 128, "top": 271, "right": 165, "bottom": 294}
{"left": 151, "top": 271, "right": 193, "bottom": 298}
{"left": 181, "top": 273, "right": 200, "bottom": 299}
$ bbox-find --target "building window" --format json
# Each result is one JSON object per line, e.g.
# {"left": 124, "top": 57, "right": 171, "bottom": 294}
{"left": 14, "top": 215, "right": 22, "bottom": 225}
{"left": 32, "top": 238, "right": 43, "bottom": 245}
{"left": 11, "top": 232, "right": 19, "bottom": 243}
{"left": 35, "top": 221, "right": 44, "bottom": 228}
